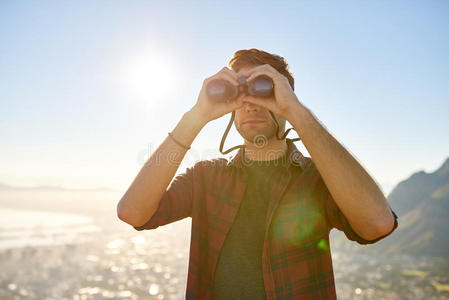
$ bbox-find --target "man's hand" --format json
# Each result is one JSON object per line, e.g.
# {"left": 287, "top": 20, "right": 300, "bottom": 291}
{"left": 190, "top": 67, "right": 245, "bottom": 125}
{"left": 239, "top": 64, "right": 300, "bottom": 121}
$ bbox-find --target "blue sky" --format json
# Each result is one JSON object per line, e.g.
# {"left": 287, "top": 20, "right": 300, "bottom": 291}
{"left": 1, "top": 0, "right": 448, "bottom": 195}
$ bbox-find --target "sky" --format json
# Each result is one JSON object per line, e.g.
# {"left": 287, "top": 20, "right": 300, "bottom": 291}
{"left": 1, "top": 0, "right": 448, "bottom": 196}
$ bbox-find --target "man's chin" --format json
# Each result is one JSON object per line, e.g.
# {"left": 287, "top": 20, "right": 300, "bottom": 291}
{"left": 242, "top": 132, "right": 276, "bottom": 145}
{"left": 236, "top": 124, "right": 278, "bottom": 145}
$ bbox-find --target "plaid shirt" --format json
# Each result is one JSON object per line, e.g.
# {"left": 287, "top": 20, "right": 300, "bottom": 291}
{"left": 134, "top": 139, "right": 398, "bottom": 299}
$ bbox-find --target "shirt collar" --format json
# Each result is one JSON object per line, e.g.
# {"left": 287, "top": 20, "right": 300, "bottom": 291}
{"left": 227, "top": 138, "right": 307, "bottom": 170}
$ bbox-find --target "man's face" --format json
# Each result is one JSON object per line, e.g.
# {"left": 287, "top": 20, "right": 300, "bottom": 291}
{"left": 234, "top": 65, "right": 286, "bottom": 145}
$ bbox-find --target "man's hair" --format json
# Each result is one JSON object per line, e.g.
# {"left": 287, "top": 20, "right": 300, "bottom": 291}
{"left": 227, "top": 48, "right": 295, "bottom": 91}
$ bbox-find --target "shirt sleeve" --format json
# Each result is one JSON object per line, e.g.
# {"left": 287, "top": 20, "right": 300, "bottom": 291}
{"left": 133, "top": 165, "right": 195, "bottom": 231}
{"left": 318, "top": 175, "right": 399, "bottom": 245}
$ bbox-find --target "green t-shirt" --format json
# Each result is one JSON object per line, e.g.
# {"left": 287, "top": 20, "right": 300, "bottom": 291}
{"left": 211, "top": 154, "right": 287, "bottom": 299}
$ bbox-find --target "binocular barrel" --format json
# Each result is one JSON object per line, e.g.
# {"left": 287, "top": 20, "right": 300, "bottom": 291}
{"left": 206, "top": 74, "right": 274, "bottom": 102}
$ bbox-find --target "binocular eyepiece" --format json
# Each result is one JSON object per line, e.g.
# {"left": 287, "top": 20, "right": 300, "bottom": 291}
{"left": 206, "top": 74, "right": 274, "bottom": 102}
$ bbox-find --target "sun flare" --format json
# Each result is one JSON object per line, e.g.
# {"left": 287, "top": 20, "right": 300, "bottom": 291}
{"left": 123, "top": 51, "right": 174, "bottom": 100}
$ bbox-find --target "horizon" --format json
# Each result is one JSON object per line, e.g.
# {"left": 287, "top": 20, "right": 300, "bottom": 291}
{"left": 1, "top": 155, "right": 448, "bottom": 196}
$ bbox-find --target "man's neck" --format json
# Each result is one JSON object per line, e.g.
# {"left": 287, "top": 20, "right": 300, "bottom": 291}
{"left": 243, "top": 138, "right": 288, "bottom": 161}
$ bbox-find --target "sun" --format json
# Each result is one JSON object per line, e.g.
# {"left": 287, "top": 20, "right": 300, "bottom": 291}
{"left": 123, "top": 51, "right": 174, "bottom": 100}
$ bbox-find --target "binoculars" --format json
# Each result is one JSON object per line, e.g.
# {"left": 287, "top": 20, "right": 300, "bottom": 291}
{"left": 206, "top": 74, "right": 274, "bottom": 102}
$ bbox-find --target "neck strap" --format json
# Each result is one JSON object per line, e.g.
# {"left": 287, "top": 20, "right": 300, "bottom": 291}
{"left": 219, "top": 111, "right": 301, "bottom": 155}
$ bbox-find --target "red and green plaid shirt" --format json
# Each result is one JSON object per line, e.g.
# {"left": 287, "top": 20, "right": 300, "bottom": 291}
{"left": 134, "top": 139, "right": 398, "bottom": 299}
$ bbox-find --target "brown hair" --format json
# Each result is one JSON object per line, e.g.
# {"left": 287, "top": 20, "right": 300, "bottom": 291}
{"left": 228, "top": 48, "right": 294, "bottom": 91}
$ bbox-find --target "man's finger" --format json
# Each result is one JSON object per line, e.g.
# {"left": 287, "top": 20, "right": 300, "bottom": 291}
{"left": 216, "top": 73, "right": 239, "bottom": 86}
{"left": 247, "top": 70, "right": 276, "bottom": 83}
{"left": 223, "top": 67, "right": 239, "bottom": 78}
{"left": 221, "top": 67, "right": 241, "bottom": 83}
{"left": 240, "top": 67, "right": 258, "bottom": 77}
{"left": 241, "top": 64, "right": 272, "bottom": 76}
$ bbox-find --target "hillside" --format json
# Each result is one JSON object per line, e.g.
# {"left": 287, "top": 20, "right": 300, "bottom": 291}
{"left": 371, "top": 158, "right": 449, "bottom": 257}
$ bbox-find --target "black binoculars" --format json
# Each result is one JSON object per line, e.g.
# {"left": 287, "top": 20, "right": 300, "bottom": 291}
{"left": 206, "top": 74, "right": 274, "bottom": 102}
{"left": 205, "top": 73, "right": 300, "bottom": 155}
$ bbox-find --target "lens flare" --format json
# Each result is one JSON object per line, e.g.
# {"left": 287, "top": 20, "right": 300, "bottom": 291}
{"left": 122, "top": 50, "right": 175, "bottom": 100}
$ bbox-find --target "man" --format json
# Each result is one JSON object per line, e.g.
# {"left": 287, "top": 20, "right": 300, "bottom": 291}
{"left": 117, "top": 48, "right": 398, "bottom": 299}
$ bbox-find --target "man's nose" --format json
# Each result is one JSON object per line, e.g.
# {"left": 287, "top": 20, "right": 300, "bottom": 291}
{"left": 243, "top": 101, "right": 260, "bottom": 112}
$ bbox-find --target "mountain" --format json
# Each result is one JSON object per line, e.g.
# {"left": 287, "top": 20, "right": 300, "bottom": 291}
{"left": 374, "top": 157, "right": 449, "bottom": 258}
{"left": 388, "top": 158, "right": 449, "bottom": 216}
